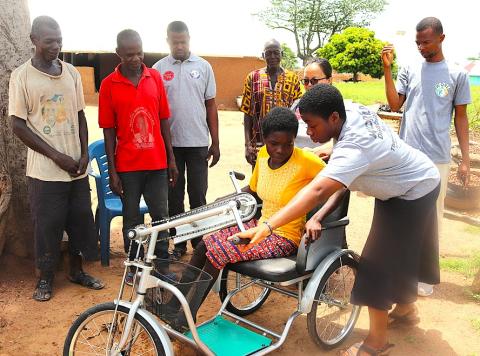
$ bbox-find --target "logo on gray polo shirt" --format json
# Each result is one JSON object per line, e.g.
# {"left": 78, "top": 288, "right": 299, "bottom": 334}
{"left": 434, "top": 82, "right": 450, "bottom": 98}
{"left": 190, "top": 70, "right": 200, "bottom": 79}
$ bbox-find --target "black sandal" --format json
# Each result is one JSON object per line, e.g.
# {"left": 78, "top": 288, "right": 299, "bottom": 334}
{"left": 68, "top": 271, "right": 105, "bottom": 290}
{"left": 33, "top": 278, "right": 53, "bottom": 302}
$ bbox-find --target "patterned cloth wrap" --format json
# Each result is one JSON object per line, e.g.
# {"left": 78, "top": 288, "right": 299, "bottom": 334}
{"left": 240, "top": 68, "right": 302, "bottom": 146}
{"left": 203, "top": 219, "right": 297, "bottom": 270}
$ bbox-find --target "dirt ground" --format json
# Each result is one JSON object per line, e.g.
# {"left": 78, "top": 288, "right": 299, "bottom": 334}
{"left": 1, "top": 110, "right": 480, "bottom": 356}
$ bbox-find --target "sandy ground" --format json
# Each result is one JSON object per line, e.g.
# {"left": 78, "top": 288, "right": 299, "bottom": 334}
{"left": 0, "top": 110, "right": 480, "bottom": 355}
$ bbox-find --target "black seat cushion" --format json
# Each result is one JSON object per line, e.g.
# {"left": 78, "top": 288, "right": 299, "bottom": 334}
{"left": 227, "top": 255, "right": 301, "bottom": 282}
{"left": 227, "top": 191, "right": 351, "bottom": 283}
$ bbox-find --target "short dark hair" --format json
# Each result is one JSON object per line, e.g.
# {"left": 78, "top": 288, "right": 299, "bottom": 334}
{"left": 305, "top": 58, "right": 333, "bottom": 78}
{"left": 298, "top": 84, "right": 346, "bottom": 121}
{"left": 117, "top": 29, "right": 141, "bottom": 48}
{"left": 31, "top": 16, "right": 59, "bottom": 37}
{"left": 261, "top": 107, "right": 299, "bottom": 138}
{"left": 416, "top": 17, "right": 443, "bottom": 35}
{"left": 263, "top": 39, "right": 281, "bottom": 50}
{"left": 167, "top": 21, "right": 189, "bottom": 35}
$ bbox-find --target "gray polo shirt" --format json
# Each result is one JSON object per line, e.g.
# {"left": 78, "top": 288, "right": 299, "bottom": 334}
{"left": 153, "top": 54, "right": 216, "bottom": 147}
{"left": 396, "top": 60, "right": 471, "bottom": 164}
{"left": 320, "top": 104, "right": 440, "bottom": 201}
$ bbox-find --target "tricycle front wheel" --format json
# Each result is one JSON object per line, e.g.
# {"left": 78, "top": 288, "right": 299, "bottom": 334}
{"left": 64, "top": 302, "right": 166, "bottom": 356}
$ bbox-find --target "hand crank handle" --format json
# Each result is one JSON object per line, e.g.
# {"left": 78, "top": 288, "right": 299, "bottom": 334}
{"left": 229, "top": 171, "right": 245, "bottom": 194}
{"left": 230, "top": 236, "right": 251, "bottom": 245}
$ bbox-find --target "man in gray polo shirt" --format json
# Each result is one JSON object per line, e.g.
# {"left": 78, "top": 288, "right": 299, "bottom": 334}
{"left": 382, "top": 17, "right": 471, "bottom": 296}
{"left": 153, "top": 21, "right": 220, "bottom": 260}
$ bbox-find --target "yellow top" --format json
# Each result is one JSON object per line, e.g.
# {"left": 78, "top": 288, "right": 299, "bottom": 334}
{"left": 250, "top": 146, "right": 326, "bottom": 246}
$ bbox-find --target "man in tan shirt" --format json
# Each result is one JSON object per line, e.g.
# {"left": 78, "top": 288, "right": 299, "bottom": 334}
{"left": 9, "top": 16, "right": 103, "bottom": 301}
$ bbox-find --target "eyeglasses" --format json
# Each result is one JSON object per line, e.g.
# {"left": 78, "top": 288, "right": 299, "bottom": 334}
{"left": 303, "top": 77, "right": 328, "bottom": 86}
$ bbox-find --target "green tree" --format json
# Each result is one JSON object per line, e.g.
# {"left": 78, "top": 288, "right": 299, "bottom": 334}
{"left": 317, "top": 27, "right": 395, "bottom": 82}
{"left": 257, "top": 0, "right": 386, "bottom": 64}
{"left": 281, "top": 43, "right": 299, "bottom": 70}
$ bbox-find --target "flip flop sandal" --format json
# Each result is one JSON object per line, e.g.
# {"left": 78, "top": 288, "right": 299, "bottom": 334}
{"left": 388, "top": 306, "right": 420, "bottom": 328}
{"left": 33, "top": 279, "right": 53, "bottom": 302}
{"left": 68, "top": 271, "right": 105, "bottom": 290}
{"left": 342, "top": 342, "right": 395, "bottom": 356}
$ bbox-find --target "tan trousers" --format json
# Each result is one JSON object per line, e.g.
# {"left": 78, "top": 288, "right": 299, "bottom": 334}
{"left": 435, "top": 163, "right": 450, "bottom": 233}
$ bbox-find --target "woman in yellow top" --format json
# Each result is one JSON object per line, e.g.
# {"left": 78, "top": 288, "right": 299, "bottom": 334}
{"left": 177, "top": 107, "right": 331, "bottom": 326}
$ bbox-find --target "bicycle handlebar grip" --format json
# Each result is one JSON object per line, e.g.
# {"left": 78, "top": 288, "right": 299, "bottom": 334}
{"left": 230, "top": 236, "right": 251, "bottom": 245}
{"left": 232, "top": 171, "right": 245, "bottom": 181}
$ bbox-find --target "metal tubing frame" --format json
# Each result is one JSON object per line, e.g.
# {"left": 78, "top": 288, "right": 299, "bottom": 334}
{"left": 109, "top": 195, "right": 252, "bottom": 356}
{"left": 229, "top": 171, "right": 243, "bottom": 193}
{"left": 112, "top": 298, "right": 143, "bottom": 354}
{"left": 252, "top": 311, "right": 302, "bottom": 356}
{"left": 210, "top": 274, "right": 306, "bottom": 354}
{"left": 110, "top": 264, "right": 216, "bottom": 355}
{"left": 155, "top": 279, "right": 215, "bottom": 356}
{"left": 108, "top": 250, "right": 358, "bottom": 356}
{"left": 113, "top": 300, "right": 175, "bottom": 356}
{"left": 132, "top": 201, "right": 239, "bottom": 238}
{"left": 222, "top": 310, "right": 282, "bottom": 339}
{"left": 110, "top": 190, "right": 359, "bottom": 356}
{"left": 211, "top": 250, "right": 359, "bottom": 356}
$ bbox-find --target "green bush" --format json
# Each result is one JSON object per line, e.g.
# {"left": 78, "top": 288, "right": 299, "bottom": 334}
{"left": 469, "top": 86, "right": 480, "bottom": 131}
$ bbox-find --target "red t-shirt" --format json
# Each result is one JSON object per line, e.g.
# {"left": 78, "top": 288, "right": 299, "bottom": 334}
{"left": 99, "top": 64, "right": 170, "bottom": 172}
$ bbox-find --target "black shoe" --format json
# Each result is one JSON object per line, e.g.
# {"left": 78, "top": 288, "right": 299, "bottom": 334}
{"left": 68, "top": 271, "right": 105, "bottom": 290}
{"left": 33, "top": 278, "right": 53, "bottom": 302}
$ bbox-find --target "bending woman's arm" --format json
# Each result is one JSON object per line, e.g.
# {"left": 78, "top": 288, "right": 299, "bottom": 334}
{"left": 236, "top": 175, "right": 344, "bottom": 250}
{"left": 305, "top": 187, "right": 347, "bottom": 242}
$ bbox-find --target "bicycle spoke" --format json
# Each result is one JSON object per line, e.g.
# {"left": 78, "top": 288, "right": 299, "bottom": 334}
{"left": 312, "top": 262, "right": 359, "bottom": 346}
{"left": 68, "top": 307, "right": 158, "bottom": 356}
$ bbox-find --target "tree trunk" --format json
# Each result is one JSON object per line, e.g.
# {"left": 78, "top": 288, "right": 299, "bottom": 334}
{"left": 0, "top": 0, "right": 33, "bottom": 257}
{"left": 352, "top": 72, "right": 359, "bottom": 82}
{"left": 473, "top": 269, "right": 480, "bottom": 294}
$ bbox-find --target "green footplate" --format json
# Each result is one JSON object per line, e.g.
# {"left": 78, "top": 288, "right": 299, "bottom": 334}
{"left": 185, "top": 315, "right": 272, "bottom": 356}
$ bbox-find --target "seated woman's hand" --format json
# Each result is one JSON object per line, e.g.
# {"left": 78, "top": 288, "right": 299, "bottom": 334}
{"left": 230, "top": 223, "right": 271, "bottom": 253}
{"left": 305, "top": 217, "right": 322, "bottom": 244}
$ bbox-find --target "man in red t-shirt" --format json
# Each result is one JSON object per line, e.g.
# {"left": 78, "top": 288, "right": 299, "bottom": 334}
{"left": 99, "top": 29, "right": 178, "bottom": 284}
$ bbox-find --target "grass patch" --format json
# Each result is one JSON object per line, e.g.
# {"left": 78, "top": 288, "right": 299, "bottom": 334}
{"left": 403, "top": 334, "right": 418, "bottom": 344}
{"left": 334, "top": 80, "right": 386, "bottom": 106}
{"left": 471, "top": 318, "right": 480, "bottom": 333}
{"left": 440, "top": 252, "right": 480, "bottom": 278}
{"left": 465, "top": 225, "right": 480, "bottom": 235}
{"left": 469, "top": 86, "right": 480, "bottom": 131}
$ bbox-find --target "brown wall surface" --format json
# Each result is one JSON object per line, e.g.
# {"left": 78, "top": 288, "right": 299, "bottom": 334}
{"left": 203, "top": 56, "right": 265, "bottom": 110}
{"left": 63, "top": 51, "right": 265, "bottom": 110}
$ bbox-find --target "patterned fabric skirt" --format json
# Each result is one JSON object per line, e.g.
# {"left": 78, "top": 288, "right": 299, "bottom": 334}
{"left": 203, "top": 219, "right": 297, "bottom": 270}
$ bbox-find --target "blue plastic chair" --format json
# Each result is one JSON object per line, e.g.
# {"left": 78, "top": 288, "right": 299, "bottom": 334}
{"left": 88, "top": 139, "right": 149, "bottom": 266}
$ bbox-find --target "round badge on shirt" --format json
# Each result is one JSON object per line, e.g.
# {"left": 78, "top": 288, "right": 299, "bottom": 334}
{"left": 163, "top": 71, "right": 174, "bottom": 81}
{"left": 190, "top": 70, "right": 200, "bottom": 79}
